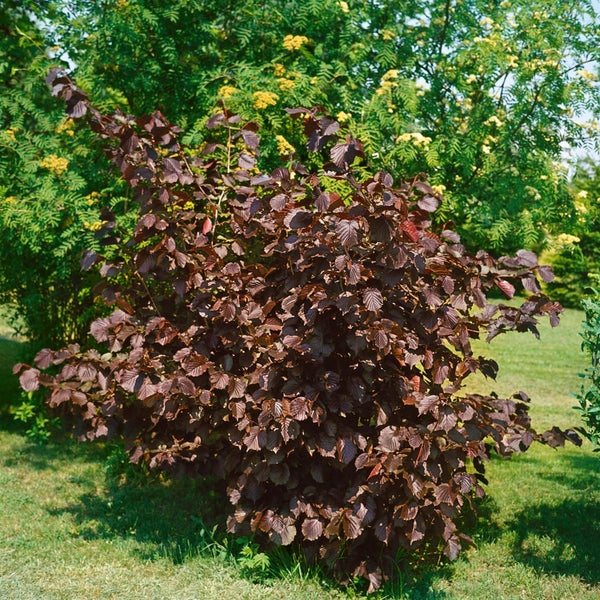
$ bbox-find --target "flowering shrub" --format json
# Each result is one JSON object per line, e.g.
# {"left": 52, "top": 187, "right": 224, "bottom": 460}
{"left": 15, "top": 70, "right": 580, "bottom": 591}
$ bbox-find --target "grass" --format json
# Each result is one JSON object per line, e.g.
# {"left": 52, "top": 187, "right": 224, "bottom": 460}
{"left": 0, "top": 307, "right": 599, "bottom": 599}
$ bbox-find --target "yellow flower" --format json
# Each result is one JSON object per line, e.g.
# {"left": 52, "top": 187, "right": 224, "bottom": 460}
{"left": 556, "top": 233, "right": 580, "bottom": 246}
{"left": 4, "top": 196, "right": 17, "bottom": 204}
{"left": 272, "top": 63, "right": 286, "bottom": 76}
{"left": 479, "top": 17, "right": 494, "bottom": 27}
{"left": 396, "top": 132, "right": 431, "bottom": 147}
{"left": 282, "top": 35, "right": 309, "bottom": 51}
{"left": 484, "top": 115, "right": 504, "bottom": 127}
{"left": 338, "top": 1, "right": 349, "bottom": 12}
{"left": 277, "top": 78, "right": 296, "bottom": 92}
{"left": 431, "top": 184, "right": 446, "bottom": 196}
{"left": 275, "top": 135, "right": 295, "bottom": 155}
{"left": 336, "top": 111, "right": 352, "bottom": 123}
{"left": 382, "top": 29, "right": 395, "bottom": 41}
{"left": 253, "top": 91, "right": 279, "bottom": 109}
{"left": 481, "top": 145, "right": 491, "bottom": 154}
{"left": 465, "top": 74, "right": 478, "bottom": 84}
{"left": 40, "top": 155, "right": 69, "bottom": 176}
{"left": 183, "top": 201, "right": 195, "bottom": 210}
{"left": 577, "top": 190, "right": 588, "bottom": 199}
{"left": 56, "top": 119, "right": 75, "bottom": 136}
{"left": 4, "top": 128, "right": 17, "bottom": 141}
{"left": 376, "top": 82, "right": 393, "bottom": 95}
{"left": 376, "top": 74, "right": 399, "bottom": 95}
{"left": 577, "top": 69, "right": 598, "bottom": 82}
{"left": 84, "top": 221, "right": 104, "bottom": 231}
{"left": 85, "top": 191, "right": 101, "bottom": 205}
{"left": 218, "top": 85, "right": 238, "bottom": 100}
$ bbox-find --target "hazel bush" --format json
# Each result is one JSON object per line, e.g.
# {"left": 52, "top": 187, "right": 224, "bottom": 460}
{"left": 15, "top": 69, "right": 580, "bottom": 591}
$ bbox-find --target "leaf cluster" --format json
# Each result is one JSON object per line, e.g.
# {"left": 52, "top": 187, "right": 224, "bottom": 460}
{"left": 15, "top": 71, "right": 581, "bottom": 591}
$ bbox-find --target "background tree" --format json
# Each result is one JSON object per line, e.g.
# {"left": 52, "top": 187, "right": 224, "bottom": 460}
{"left": 57, "top": 0, "right": 600, "bottom": 254}
{"left": 0, "top": 1, "right": 128, "bottom": 348}
{"left": 541, "top": 156, "right": 600, "bottom": 306}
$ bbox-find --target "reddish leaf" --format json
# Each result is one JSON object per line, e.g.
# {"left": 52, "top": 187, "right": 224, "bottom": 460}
{"left": 210, "top": 371, "right": 230, "bottom": 390}
{"left": 119, "top": 369, "right": 143, "bottom": 393}
{"left": 302, "top": 518, "right": 323, "bottom": 541}
{"left": 228, "top": 377, "right": 247, "bottom": 399}
{"left": 363, "top": 288, "right": 383, "bottom": 312}
{"left": 342, "top": 511, "right": 362, "bottom": 539}
{"left": 243, "top": 427, "right": 264, "bottom": 451}
{"left": 315, "top": 191, "right": 330, "bottom": 211}
{"left": 496, "top": 279, "right": 515, "bottom": 299}
{"left": 348, "top": 263, "right": 361, "bottom": 285}
{"left": 401, "top": 220, "right": 419, "bottom": 242}
{"left": 34, "top": 349, "right": 55, "bottom": 370}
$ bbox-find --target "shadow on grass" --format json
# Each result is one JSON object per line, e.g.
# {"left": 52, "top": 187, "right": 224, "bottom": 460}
{"left": 506, "top": 498, "right": 600, "bottom": 584}
{"left": 0, "top": 334, "right": 25, "bottom": 431}
{"left": 458, "top": 450, "right": 600, "bottom": 585}
{"left": 48, "top": 455, "right": 230, "bottom": 564}
{"left": 502, "top": 452, "right": 600, "bottom": 585}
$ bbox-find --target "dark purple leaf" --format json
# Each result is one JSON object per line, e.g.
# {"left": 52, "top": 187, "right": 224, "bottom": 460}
{"left": 521, "top": 276, "right": 541, "bottom": 293}
{"left": 315, "top": 191, "right": 330, "bottom": 211}
{"left": 336, "top": 219, "right": 360, "bottom": 247}
{"left": 444, "top": 536, "right": 462, "bottom": 560}
{"left": 538, "top": 265, "right": 554, "bottom": 283}
{"left": 516, "top": 249, "right": 538, "bottom": 267}
{"left": 363, "top": 288, "right": 383, "bottom": 312}
{"left": 81, "top": 250, "right": 100, "bottom": 271}
{"left": 284, "top": 209, "right": 313, "bottom": 230}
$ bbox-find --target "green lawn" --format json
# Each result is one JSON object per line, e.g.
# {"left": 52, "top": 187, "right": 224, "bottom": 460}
{"left": 0, "top": 307, "right": 598, "bottom": 599}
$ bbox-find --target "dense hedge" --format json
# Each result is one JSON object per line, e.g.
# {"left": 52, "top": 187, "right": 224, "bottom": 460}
{"left": 15, "top": 71, "right": 580, "bottom": 591}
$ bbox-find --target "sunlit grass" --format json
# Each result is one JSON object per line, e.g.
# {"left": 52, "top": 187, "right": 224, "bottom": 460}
{"left": 0, "top": 307, "right": 599, "bottom": 599}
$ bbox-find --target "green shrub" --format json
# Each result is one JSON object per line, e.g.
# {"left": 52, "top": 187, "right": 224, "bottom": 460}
{"left": 576, "top": 292, "right": 600, "bottom": 448}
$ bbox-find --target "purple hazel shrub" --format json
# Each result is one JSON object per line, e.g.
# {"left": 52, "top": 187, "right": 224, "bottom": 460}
{"left": 15, "top": 69, "right": 581, "bottom": 592}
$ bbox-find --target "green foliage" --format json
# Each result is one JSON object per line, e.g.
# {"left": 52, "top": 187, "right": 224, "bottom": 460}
{"left": 543, "top": 157, "right": 600, "bottom": 307}
{"left": 11, "top": 390, "right": 60, "bottom": 442}
{"left": 58, "top": 0, "right": 600, "bottom": 253}
{"left": 0, "top": 1, "right": 122, "bottom": 348}
{"left": 576, "top": 291, "right": 600, "bottom": 448}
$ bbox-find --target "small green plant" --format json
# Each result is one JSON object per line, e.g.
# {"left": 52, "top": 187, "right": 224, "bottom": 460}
{"left": 11, "top": 390, "right": 60, "bottom": 442}
{"left": 236, "top": 539, "right": 272, "bottom": 580}
{"left": 576, "top": 291, "right": 600, "bottom": 448}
